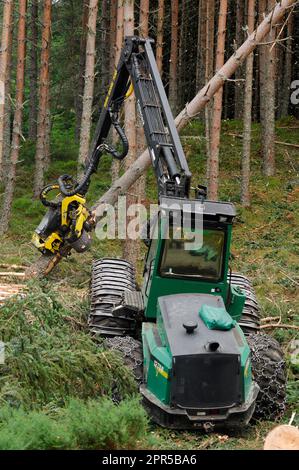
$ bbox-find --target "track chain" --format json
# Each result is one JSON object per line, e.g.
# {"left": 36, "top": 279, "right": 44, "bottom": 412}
{"left": 247, "top": 333, "right": 286, "bottom": 420}
{"left": 89, "top": 258, "right": 137, "bottom": 337}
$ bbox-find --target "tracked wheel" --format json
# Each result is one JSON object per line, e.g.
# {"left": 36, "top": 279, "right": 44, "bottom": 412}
{"left": 105, "top": 336, "right": 143, "bottom": 385}
{"left": 89, "top": 258, "right": 137, "bottom": 337}
{"left": 247, "top": 333, "right": 287, "bottom": 421}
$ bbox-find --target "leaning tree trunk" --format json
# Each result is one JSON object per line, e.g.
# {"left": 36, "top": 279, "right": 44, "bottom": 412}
{"left": 262, "top": 0, "right": 276, "bottom": 177}
{"left": 77, "top": 0, "right": 99, "bottom": 179}
{"left": 0, "top": 0, "right": 14, "bottom": 183}
{"left": 208, "top": 0, "right": 228, "bottom": 201}
{"left": 0, "top": 0, "right": 27, "bottom": 236}
{"left": 241, "top": 0, "right": 256, "bottom": 207}
{"left": 25, "top": 0, "right": 297, "bottom": 278}
{"left": 168, "top": 0, "right": 179, "bottom": 114}
{"left": 122, "top": 0, "right": 139, "bottom": 267}
{"left": 156, "top": 0, "right": 164, "bottom": 75}
{"left": 33, "top": 0, "right": 52, "bottom": 198}
{"left": 28, "top": 0, "right": 38, "bottom": 140}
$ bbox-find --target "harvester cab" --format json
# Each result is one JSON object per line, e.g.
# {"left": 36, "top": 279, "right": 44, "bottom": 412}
{"left": 33, "top": 36, "right": 287, "bottom": 429}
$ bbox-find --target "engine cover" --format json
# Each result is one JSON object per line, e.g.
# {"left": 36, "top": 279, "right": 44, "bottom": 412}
{"left": 158, "top": 294, "right": 244, "bottom": 410}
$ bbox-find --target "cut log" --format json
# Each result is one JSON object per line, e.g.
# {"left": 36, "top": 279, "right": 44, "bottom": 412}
{"left": 264, "top": 425, "right": 299, "bottom": 450}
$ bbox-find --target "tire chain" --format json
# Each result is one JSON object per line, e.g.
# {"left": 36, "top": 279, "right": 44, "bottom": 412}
{"left": 105, "top": 335, "right": 143, "bottom": 385}
{"left": 247, "top": 333, "right": 286, "bottom": 420}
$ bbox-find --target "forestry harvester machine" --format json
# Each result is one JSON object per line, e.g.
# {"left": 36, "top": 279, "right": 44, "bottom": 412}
{"left": 32, "top": 37, "right": 286, "bottom": 429}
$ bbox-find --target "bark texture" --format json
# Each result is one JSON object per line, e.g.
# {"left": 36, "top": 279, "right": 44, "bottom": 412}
{"left": 235, "top": 0, "right": 246, "bottom": 119}
{"left": 0, "top": 0, "right": 14, "bottom": 182}
{"left": 205, "top": 0, "right": 215, "bottom": 178}
{"left": 168, "top": 0, "right": 179, "bottom": 114}
{"left": 208, "top": 0, "right": 228, "bottom": 200}
{"left": 111, "top": 0, "right": 124, "bottom": 183}
{"left": 2, "top": 1, "right": 14, "bottom": 185}
{"left": 75, "top": 0, "right": 89, "bottom": 141}
{"left": 281, "top": 10, "right": 294, "bottom": 116}
{"left": 77, "top": 0, "right": 99, "bottom": 178}
{"left": 241, "top": 0, "right": 256, "bottom": 207}
{"left": 28, "top": 0, "right": 38, "bottom": 140}
{"left": 261, "top": 0, "right": 276, "bottom": 177}
{"left": 122, "top": 0, "right": 139, "bottom": 265}
{"left": 139, "top": 0, "right": 149, "bottom": 37}
{"left": 156, "top": 0, "right": 164, "bottom": 75}
{"left": 33, "top": 0, "right": 52, "bottom": 197}
{"left": 0, "top": 0, "right": 27, "bottom": 235}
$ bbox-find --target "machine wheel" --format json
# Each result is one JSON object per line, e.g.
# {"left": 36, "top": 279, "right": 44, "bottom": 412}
{"left": 247, "top": 333, "right": 287, "bottom": 421}
{"left": 105, "top": 335, "right": 143, "bottom": 385}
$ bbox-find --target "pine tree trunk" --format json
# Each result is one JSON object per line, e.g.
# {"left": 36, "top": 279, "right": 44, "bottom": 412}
{"left": 139, "top": 0, "right": 149, "bottom": 37}
{"left": 208, "top": 0, "right": 228, "bottom": 201}
{"left": 262, "top": 0, "right": 276, "bottom": 177}
{"left": 111, "top": 0, "right": 124, "bottom": 184}
{"left": 135, "top": 0, "right": 149, "bottom": 193}
{"left": 122, "top": 0, "right": 139, "bottom": 266}
{"left": 195, "top": 0, "right": 202, "bottom": 91}
{"left": 241, "top": 0, "right": 255, "bottom": 207}
{"left": 136, "top": 0, "right": 149, "bottom": 192}
{"left": 197, "top": 0, "right": 207, "bottom": 92}
{"left": 75, "top": 0, "right": 89, "bottom": 142}
{"left": 168, "top": 0, "right": 179, "bottom": 114}
{"left": 205, "top": 0, "right": 215, "bottom": 180}
{"left": 235, "top": 0, "right": 245, "bottom": 119}
{"left": 156, "top": 0, "right": 164, "bottom": 75}
{"left": 33, "top": 0, "right": 52, "bottom": 197}
{"left": 100, "top": 0, "right": 110, "bottom": 98}
{"left": 3, "top": 2, "right": 14, "bottom": 185}
{"left": 109, "top": 0, "right": 117, "bottom": 76}
{"left": 259, "top": 0, "right": 267, "bottom": 125}
{"left": 280, "top": 13, "right": 293, "bottom": 116}
{"left": 178, "top": 0, "right": 187, "bottom": 108}
{"left": 28, "top": 0, "right": 38, "bottom": 140}
{"left": 0, "top": 0, "right": 14, "bottom": 183}
{"left": 0, "top": 0, "right": 27, "bottom": 235}
{"left": 77, "top": 0, "right": 99, "bottom": 178}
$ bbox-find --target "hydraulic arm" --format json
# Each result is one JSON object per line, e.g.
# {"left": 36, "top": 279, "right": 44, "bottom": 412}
{"left": 33, "top": 37, "right": 195, "bottom": 261}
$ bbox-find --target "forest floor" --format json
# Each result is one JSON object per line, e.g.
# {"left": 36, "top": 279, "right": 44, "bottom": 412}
{"left": 0, "top": 116, "right": 298, "bottom": 450}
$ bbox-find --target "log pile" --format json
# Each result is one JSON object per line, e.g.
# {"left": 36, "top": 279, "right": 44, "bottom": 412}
{"left": 0, "top": 265, "right": 26, "bottom": 305}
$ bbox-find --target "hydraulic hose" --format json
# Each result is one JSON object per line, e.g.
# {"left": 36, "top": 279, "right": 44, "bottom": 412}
{"left": 51, "top": 105, "right": 129, "bottom": 198}
{"left": 104, "top": 117, "right": 129, "bottom": 160}
{"left": 39, "top": 184, "right": 61, "bottom": 208}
